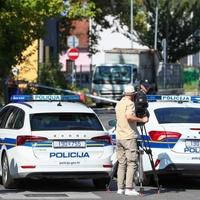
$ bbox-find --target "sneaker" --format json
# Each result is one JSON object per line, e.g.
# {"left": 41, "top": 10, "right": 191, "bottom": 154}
{"left": 125, "top": 189, "right": 140, "bottom": 196}
{"left": 117, "top": 189, "right": 125, "bottom": 195}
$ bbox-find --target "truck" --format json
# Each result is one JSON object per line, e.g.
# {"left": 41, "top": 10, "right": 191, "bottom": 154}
{"left": 91, "top": 63, "right": 138, "bottom": 106}
{"left": 91, "top": 48, "right": 183, "bottom": 106}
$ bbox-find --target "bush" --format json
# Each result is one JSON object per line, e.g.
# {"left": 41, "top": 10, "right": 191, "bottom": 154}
{"left": 183, "top": 67, "right": 199, "bottom": 84}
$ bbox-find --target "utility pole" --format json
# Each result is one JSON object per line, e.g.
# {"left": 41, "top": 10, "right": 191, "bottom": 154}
{"left": 130, "top": 0, "right": 133, "bottom": 48}
{"left": 154, "top": 0, "right": 158, "bottom": 50}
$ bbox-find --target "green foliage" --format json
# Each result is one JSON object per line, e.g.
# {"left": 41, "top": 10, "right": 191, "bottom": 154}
{"left": 38, "top": 61, "right": 67, "bottom": 92}
{"left": 0, "top": 0, "right": 65, "bottom": 78}
{"left": 113, "top": 0, "right": 200, "bottom": 63}
{"left": 36, "top": 62, "right": 93, "bottom": 106}
{"left": 184, "top": 81, "right": 198, "bottom": 93}
{"left": 67, "top": 0, "right": 97, "bottom": 19}
{"left": 2, "top": 0, "right": 200, "bottom": 79}
{"left": 65, "top": 0, "right": 200, "bottom": 62}
{"left": 183, "top": 67, "right": 199, "bottom": 93}
{"left": 183, "top": 67, "right": 199, "bottom": 84}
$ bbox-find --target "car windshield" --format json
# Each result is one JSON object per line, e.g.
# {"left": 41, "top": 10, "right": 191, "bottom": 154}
{"left": 30, "top": 113, "right": 104, "bottom": 131}
{"left": 93, "top": 65, "right": 134, "bottom": 84}
{"left": 154, "top": 107, "right": 200, "bottom": 124}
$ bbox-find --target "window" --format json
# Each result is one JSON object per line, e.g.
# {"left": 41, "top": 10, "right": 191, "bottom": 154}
{"left": 13, "top": 109, "right": 25, "bottom": 129}
{"left": 5, "top": 107, "right": 19, "bottom": 129}
{"left": 154, "top": 107, "right": 200, "bottom": 124}
{"left": 0, "top": 107, "right": 12, "bottom": 128}
{"left": 30, "top": 113, "right": 104, "bottom": 131}
{"left": 93, "top": 66, "right": 132, "bottom": 84}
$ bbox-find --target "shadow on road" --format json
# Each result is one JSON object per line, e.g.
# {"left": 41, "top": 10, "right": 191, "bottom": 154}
{"left": 0, "top": 175, "right": 200, "bottom": 197}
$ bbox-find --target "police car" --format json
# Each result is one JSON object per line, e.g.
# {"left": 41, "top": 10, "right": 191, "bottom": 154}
{"left": 109, "top": 95, "right": 200, "bottom": 184}
{"left": 0, "top": 95, "right": 113, "bottom": 189}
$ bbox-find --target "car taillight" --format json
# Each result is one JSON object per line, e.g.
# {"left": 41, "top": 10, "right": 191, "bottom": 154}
{"left": 154, "top": 159, "right": 160, "bottom": 168}
{"left": 17, "top": 135, "right": 48, "bottom": 145}
{"left": 91, "top": 135, "right": 112, "bottom": 144}
{"left": 149, "top": 131, "right": 181, "bottom": 141}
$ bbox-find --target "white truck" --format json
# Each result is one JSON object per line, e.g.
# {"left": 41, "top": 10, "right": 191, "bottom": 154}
{"left": 91, "top": 63, "right": 138, "bottom": 106}
{"left": 91, "top": 48, "right": 183, "bottom": 106}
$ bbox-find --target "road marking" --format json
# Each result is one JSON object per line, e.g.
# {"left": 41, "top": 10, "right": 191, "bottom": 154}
{"left": 0, "top": 192, "right": 101, "bottom": 199}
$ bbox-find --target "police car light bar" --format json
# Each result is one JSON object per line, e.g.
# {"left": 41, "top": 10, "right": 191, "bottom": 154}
{"left": 147, "top": 95, "right": 200, "bottom": 103}
{"left": 10, "top": 95, "right": 81, "bottom": 102}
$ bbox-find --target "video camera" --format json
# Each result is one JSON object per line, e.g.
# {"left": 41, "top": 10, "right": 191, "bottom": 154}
{"left": 134, "top": 90, "right": 149, "bottom": 118}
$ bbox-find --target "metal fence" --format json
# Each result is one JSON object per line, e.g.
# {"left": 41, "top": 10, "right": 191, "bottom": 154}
{"left": 65, "top": 64, "right": 93, "bottom": 90}
{"left": 157, "top": 63, "right": 183, "bottom": 89}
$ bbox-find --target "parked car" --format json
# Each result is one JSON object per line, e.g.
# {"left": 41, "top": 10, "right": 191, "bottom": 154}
{"left": 109, "top": 95, "right": 200, "bottom": 184}
{"left": 0, "top": 94, "right": 113, "bottom": 189}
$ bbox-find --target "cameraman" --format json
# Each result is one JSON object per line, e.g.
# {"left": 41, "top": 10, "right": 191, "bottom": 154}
{"left": 115, "top": 85, "right": 148, "bottom": 196}
{"left": 136, "top": 79, "right": 150, "bottom": 94}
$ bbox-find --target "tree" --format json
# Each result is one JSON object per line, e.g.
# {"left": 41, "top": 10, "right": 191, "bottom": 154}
{"left": 133, "top": 0, "right": 200, "bottom": 62}
{"left": 2, "top": 0, "right": 200, "bottom": 77}
{"left": 95, "top": 0, "right": 200, "bottom": 63}
{"left": 0, "top": 0, "right": 65, "bottom": 78}
{"left": 62, "top": 0, "right": 118, "bottom": 55}
{"left": 0, "top": 0, "right": 109, "bottom": 77}
{"left": 68, "top": 0, "right": 200, "bottom": 63}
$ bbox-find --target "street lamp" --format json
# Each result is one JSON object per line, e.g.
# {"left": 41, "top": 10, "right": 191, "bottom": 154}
{"left": 130, "top": 0, "right": 133, "bottom": 48}
{"left": 194, "top": 29, "right": 200, "bottom": 94}
{"left": 154, "top": 0, "right": 158, "bottom": 50}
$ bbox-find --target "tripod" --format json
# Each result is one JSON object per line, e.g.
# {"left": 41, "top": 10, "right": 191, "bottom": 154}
{"left": 138, "top": 124, "right": 160, "bottom": 194}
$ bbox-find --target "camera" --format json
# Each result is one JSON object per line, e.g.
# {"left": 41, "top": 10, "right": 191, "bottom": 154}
{"left": 134, "top": 90, "right": 149, "bottom": 118}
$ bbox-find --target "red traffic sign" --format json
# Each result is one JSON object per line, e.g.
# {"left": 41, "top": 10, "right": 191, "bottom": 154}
{"left": 67, "top": 48, "right": 80, "bottom": 60}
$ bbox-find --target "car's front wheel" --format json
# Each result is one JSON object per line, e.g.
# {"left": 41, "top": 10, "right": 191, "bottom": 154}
{"left": 2, "top": 153, "right": 16, "bottom": 189}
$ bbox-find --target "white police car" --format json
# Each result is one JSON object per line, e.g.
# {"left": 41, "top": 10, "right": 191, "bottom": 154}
{"left": 109, "top": 95, "right": 200, "bottom": 184}
{"left": 0, "top": 95, "right": 113, "bottom": 189}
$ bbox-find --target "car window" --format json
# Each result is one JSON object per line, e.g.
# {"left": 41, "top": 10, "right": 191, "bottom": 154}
{"left": 12, "top": 109, "right": 25, "bottom": 129}
{"left": 30, "top": 113, "right": 104, "bottom": 131}
{"left": 0, "top": 107, "right": 12, "bottom": 128}
{"left": 154, "top": 107, "right": 200, "bottom": 124}
{"left": 5, "top": 107, "right": 19, "bottom": 129}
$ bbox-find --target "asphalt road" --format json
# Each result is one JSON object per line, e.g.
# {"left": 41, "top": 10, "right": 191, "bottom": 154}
{"left": 1, "top": 174, "right": 200, "bottom": 200}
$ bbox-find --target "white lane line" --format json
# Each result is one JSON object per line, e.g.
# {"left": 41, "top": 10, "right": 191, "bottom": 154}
{"left": 0, "top": 192, "right": 101, "bottom": 199}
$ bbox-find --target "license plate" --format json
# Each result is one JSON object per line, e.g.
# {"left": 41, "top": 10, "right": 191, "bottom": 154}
{"left": 185, "top": 140, "right": 200, "bottom": 147}
{"left": 53, "top": 140, "right": 86, "bottom": 148}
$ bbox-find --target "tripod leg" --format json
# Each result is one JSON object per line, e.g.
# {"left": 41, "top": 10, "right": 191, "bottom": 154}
{"left": 138, "top": 150, "right": 144, "bottom": 195}
{"left": 106, "top": 161, "right": 118, "bottom": 191}
{"left": 148, "top": 153, "right": 160, "bottom": 193}
{"left": 140, "top": 125, "right": 160, "bottom": 193}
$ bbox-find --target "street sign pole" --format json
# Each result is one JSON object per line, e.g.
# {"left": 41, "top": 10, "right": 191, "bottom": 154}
{"left": 72, "top": 62, "right": 76, "bottom": 87}
{"left": 67, "top": 47, "right": 80, "bottom": 86}
{"left": 162, "top": 38, "right": 167, "bottom": 89}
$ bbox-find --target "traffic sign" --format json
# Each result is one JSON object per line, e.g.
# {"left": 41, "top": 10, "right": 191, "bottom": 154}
{"left": 67, "top": 48, "right": 80, "bottom": 60}
{"left": 67, "top": 35, "right": 79, "bottom": 48}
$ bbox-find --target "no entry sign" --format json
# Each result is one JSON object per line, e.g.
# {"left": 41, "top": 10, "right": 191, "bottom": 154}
{"left": 67, "top": 47, "right": 80, "bottom": 60}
